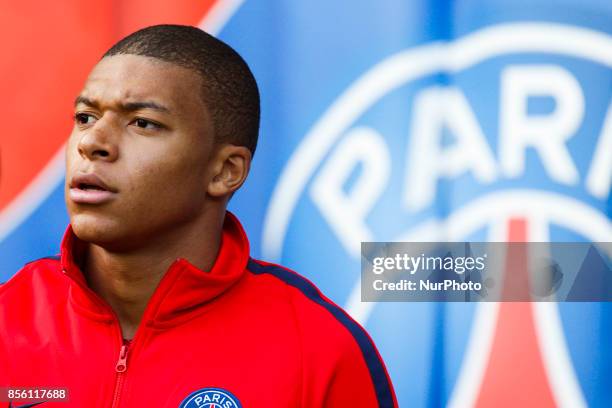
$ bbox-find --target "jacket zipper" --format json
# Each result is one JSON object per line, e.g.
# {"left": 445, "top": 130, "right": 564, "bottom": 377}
{"left": 111, "top": 339, "right": 130, "bottom": 408}
{"left": 65, "top": 274, "right": 133, "bottom": 408}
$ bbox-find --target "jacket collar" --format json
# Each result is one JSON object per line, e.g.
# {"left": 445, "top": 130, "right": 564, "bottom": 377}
{"left": 60, "top": 211, "right": 250, "bottom": 326}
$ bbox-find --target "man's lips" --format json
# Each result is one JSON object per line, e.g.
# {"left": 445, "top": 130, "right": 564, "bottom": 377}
{"left": 69, "top": 173, "right": 117, "bottom": 204}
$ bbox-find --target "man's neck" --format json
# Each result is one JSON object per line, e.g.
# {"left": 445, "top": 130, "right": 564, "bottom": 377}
{"left": 82, "top": 213, "right": 224, "bottom": 340}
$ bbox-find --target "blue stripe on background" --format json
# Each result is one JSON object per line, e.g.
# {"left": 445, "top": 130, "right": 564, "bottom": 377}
{"left": 0, "top": 181, "right": 67, "bottom": 281}
{"left": 247, "top": 258, "right": 395, "bottom": 407}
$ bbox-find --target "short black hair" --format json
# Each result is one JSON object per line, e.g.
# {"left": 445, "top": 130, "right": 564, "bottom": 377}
{"left": 104, "top": 24, "right": 260, "bottom": 155}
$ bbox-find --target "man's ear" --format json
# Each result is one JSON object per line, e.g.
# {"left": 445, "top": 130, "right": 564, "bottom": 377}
{"left": 207, "top": 144, "right": 252, "bottom": 197}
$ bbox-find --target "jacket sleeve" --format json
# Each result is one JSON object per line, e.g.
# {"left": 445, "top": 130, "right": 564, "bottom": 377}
{"left": 321, "top": 325, "right": 398, "bottom": 408}
{"left": 293, "top": 287, "right": 398, "bottom": 408}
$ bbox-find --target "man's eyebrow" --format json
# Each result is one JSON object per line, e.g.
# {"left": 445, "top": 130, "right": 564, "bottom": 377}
{"left": 122, "top": 101, "right": 171, "bottom": 113}
{"left": 74, "top": 96, "right": 171, "bottom": 113}
{"left": 74, "top": 95, "right": 97, "bottom": 108}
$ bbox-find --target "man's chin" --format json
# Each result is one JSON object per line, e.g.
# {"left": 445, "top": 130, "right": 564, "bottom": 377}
{"left": 70, "top": 214, "right": 126, "bottom": 247}
{"left": 70, "top": 213, "right": 157, "bottom": 253}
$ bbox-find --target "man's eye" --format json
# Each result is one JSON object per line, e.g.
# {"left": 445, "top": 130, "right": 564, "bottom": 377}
{"left": 132, "top": 118, "right": 161, "bottom": 130}
{"left": 74, "top": 113, "right": 96, "bottom": 125}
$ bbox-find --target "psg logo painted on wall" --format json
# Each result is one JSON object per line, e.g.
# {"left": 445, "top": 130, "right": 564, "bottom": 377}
{"left": 254, "top": 20, "right": 612, "bottom": 408}
{"left": 178, "top": 387, "right": 242, "bottom": 408}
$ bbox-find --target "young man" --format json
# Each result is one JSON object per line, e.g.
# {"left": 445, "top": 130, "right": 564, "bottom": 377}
{"left": 0, "top": 25, "right": 397, "bottom": 407}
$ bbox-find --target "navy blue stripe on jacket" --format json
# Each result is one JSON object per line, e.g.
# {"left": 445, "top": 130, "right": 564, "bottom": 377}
{"left": 247, "top": 258, "right": 395, "bottom": 408}
{"left": 25, "top": 255, "right": 61, "bottom": 266}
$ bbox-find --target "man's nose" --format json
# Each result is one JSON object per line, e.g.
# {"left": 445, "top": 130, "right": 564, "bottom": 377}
{"left": 77, "top": 117, "right": 119, "bottom": 162}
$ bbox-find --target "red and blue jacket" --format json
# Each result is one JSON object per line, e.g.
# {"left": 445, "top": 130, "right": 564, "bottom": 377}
{"left": 0, "top": 212, "right": 397, "bottom": 407}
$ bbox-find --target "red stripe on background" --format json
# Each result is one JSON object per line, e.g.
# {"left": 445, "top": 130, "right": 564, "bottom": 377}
{"left": 0, "top": 1, "right": 113, "bottom": 210}
{"left": 475, "top": 218, "right": 556, "bottom": 408}
{"left": 116, "top": 0, "right": 217, "bottom": 37}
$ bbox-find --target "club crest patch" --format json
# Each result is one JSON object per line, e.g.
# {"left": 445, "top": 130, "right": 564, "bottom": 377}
{"left": 178, "top": 387, "right": 242, "bottom": 408}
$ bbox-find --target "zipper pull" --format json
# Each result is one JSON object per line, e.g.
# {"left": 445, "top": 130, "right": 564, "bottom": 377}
{"left": 115, "top": 343, "right": 129, "bottom": 373}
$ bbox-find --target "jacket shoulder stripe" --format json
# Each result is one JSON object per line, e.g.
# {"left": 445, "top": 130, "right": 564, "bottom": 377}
{"left": 24, "top": 254, "right": 61, "bottom": 266}
{"left": 247, "top": 258, "right": 395, "bottom": 408}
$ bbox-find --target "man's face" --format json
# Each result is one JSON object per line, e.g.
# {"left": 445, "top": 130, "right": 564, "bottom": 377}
{"left": 66, "top": 54, "right": 215, "bottom": 249}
